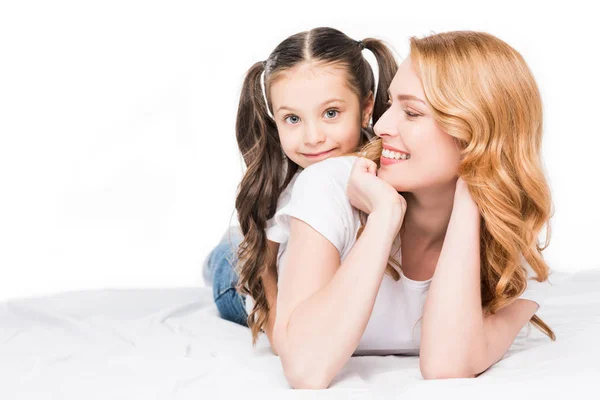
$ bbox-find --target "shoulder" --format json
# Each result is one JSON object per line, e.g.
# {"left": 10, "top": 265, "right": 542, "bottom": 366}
{"left": 274, "top": 156, "right": 360, "bottom": 255}
{"left": 275, "top": 170, "right": 302, "bottom": 208}
{"left": 293, "top": 156, "right": 357, "bottom": 191}
{"left": 304, "top": 155, "right": 357, "bottom": 175}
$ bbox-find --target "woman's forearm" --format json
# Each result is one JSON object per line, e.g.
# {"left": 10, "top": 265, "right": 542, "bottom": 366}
{"left": 275, "top": 207, "right": 402, "bottom": 388}
{"left": 420, "top": 193, "right": 482, "bottom": 377}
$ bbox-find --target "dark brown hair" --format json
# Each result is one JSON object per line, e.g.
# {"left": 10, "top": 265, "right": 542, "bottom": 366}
{"left": 234, "top": 27, "right": 398, "bottom": 345}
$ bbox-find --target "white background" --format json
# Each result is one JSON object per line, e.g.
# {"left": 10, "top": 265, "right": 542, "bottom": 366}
{"left": 0, "top": 0, "right": 598, "bottom": 301}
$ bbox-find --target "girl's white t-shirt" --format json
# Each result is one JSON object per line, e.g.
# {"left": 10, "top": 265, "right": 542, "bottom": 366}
{"left": 250, "top": 156, "right": 551, "bottom": 355}
{"left": 243, "top": 172, "right": 299, "bottom": 316}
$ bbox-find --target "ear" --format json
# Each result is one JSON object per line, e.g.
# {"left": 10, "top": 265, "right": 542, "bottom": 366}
{"left": 362, "top": 91, "right": 375, "bottom": 128}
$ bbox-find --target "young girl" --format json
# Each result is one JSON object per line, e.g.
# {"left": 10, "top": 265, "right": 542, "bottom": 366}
{"left": 271, "top": 31, "right": 556, "bottom": 388}
{"left": 202, "top": 27, "right": 398, "bottom": 351}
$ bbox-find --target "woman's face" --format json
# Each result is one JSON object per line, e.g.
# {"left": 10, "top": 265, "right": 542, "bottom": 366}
{"left": 269, "top": 62, "right": 372, "bottom": 169}
{"left": 374, "top": 57, "right": 461, "bottom": 193}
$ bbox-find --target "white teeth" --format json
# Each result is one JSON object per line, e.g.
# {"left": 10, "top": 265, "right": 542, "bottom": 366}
{"left": 382, "top": 148, "right": 410, "bottom": 160}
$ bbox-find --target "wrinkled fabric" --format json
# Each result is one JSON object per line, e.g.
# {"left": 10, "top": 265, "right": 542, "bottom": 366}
{"left": 0, "top": 270, "right": 598, "bottom": 399}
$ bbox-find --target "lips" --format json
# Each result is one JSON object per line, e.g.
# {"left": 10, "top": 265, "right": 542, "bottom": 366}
{"left": 381, "top": 144, "right": 409, "bottom": 154}
{"left": 380, "top": 143, "right": 410, "bottom": 166}
{"left": 302, "top": 148, "right": 336, "bottom": 158}
{"left": 382, "top": 148, "right": 410, "bottom": 160}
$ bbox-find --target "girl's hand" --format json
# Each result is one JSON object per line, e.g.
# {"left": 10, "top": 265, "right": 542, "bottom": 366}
{"left": 347, "top": 157, "right": 406, "bottom": 219}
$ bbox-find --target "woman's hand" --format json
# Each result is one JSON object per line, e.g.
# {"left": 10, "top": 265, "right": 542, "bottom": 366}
{"left": 347, "top": 157, "right": 406, "bottom": 220}
{"left": 453, "top": 177, "right": 480, "bottom": 218}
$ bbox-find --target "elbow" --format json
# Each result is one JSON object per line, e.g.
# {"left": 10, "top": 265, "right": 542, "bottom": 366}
{"left": 275, "top": 336, "right": 332, "bottom": 389}
{"left": 273, "top": 321, "right": 334, "bottom": 389}
{"left": 281, "top": 358, "right": 332, "bottom": 390}
{"left": 418, "top": 341, "right": 480, "bottom": 380}
{"left": 419, "top": 357, "right": 477, "bottom": 380}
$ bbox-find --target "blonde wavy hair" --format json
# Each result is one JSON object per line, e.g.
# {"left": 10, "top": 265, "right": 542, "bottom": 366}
{"left": 360, "top": 31, "right": 555, "bottom": 340}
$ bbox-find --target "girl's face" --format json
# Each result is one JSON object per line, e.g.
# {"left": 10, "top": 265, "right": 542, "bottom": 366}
{"left": 374, "top": 57, "right": 461, "bottom": 192}
{"left": 269, "top": 62, "right": 372, "bottom": 169}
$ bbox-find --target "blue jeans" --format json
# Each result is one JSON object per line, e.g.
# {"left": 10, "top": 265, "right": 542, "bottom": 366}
{"left": 203, "top": 227, "right": 249, "bottom": 327}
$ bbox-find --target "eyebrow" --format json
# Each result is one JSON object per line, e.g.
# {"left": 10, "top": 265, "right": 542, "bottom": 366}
{"left": 276, "top": 98, "right": 347, "bottom": 113}
{"left": 387, "top": 90, "right": 426, "bottom": 105}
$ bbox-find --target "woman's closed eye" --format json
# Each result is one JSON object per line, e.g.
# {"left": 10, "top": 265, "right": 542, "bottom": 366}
{"left": 404, "top": 109, "right": 421, "bottom": 118}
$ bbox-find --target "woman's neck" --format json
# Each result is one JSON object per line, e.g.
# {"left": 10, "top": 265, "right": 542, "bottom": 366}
{"left": 400, "top": 181, "right": 457, "bottom": 251}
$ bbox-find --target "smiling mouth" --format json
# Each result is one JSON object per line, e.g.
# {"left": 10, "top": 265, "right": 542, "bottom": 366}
{"left": 381, "top": 148, "right": 411, "bottom": 160}
{"left": 302, "top": 149, "right": 336, "bottom": 158}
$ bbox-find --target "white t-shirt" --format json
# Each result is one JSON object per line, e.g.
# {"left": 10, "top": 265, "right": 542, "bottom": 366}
{"left": 270, "top": 155, "right": 551, "bottom": 356}
{"left": 243, "top": 172, "right": 300, "bottom": 316}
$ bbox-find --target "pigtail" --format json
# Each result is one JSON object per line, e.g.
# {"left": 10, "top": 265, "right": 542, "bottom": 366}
{"left": 234, "top": 61, "right": 298, "bottom": 345}
{"left": 362, "top": 38, "right": 399, "bottom": 124}
{"left": 354, "top": 40, "right": 401, "bottom": 280}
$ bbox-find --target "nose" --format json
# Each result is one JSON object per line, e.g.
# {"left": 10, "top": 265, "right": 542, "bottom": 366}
{"left": 303, "top": 121, "right": 326, "bottom": 146}
{"left": 373, "top": 108, "right": 399, "bottom": 139}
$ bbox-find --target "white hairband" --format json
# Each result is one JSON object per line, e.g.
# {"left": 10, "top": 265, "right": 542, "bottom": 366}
{"left": 258, "top": 47, "right": 380, "bottom": 122}
{"left": 260, "top": 64, "right": 274, "bottom": 119}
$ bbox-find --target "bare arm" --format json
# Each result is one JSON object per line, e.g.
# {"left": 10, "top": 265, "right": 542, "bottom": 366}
{"left": 419, "top": 178, "right": 539, "bottom": 379}
{"left": 273, "top": 206, "right": 402, "bottom": 389}
{"left": 419, "top": 182, "right": 482, "bottom": 378}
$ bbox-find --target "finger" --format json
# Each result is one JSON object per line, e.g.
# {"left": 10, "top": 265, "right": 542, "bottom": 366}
{"left": 351, "top": 157, "right": 370, "bottom": 174}
{"left": 364, "top": 159, "right": 377, "bottom": 175}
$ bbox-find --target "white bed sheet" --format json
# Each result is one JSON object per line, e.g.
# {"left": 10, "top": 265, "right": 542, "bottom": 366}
{"left": 1, "top": 270, "right": 599, "bottom": 399}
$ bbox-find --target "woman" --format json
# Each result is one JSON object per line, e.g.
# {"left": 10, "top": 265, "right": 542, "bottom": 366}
{"left": 271, "top": 31, "right": 555, "bottom": 389}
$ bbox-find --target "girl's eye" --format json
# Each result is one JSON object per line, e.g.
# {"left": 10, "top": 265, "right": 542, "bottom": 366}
{"left": 404, "top": 110, "right": 421, "bottom": 118}
{"left": 285, "top": 115, "right": 300, "bottom": 124}
{"left": 324, "top": 109, "right": 339, "bottom": 119}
